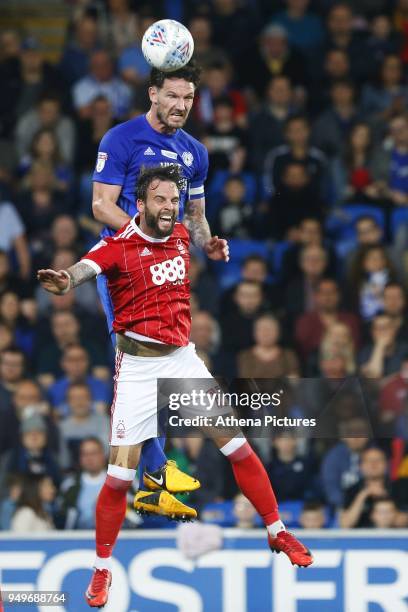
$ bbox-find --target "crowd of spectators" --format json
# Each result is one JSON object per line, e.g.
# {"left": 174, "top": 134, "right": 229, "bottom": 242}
{"left": 1, "top": 0, "right": 408, "bottom": 532}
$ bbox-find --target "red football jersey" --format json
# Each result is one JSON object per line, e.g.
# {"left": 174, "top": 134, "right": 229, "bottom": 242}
{"left": 81, "top": 217, "right": 191, "bottom": 345}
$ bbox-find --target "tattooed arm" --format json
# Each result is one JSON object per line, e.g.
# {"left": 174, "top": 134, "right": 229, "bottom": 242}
{"left": 37, "top": 262, "right": 97, "bottom": 295}
{"left": 183, "top": 197, "right": 229, "bottom": 262}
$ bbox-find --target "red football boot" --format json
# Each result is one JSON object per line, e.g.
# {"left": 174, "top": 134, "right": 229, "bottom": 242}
{"left": 268, "top": 531, "right": 313, "bottom": 567}
{"left": 85, "top": 568, "right": 112, "bottom": 608}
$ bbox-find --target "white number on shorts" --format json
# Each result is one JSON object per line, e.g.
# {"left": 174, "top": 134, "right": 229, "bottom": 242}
{"left": 150, "top": 256, "right": 185, "bottom": 286}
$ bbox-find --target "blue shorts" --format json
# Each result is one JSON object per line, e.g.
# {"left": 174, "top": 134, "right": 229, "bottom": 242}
{"left": 96, "top": 274, "right": 115, "bottom": 342}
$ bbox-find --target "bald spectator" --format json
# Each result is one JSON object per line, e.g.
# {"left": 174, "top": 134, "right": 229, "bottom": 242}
{"left": 295, "top": 278, "right": 360, "bottom": 361}
{"left": 48, "top": 345, "right": 111, "bottom": 416}
{"left": 72, "top": 50, "right": 132, "bottom": 120}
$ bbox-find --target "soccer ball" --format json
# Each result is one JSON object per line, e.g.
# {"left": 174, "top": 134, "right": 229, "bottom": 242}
{"left": 142, "top": 19, "right": 194, "bottom": 72}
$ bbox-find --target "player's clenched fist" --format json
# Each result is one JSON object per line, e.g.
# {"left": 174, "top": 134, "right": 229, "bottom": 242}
{"left": 204, "top": 236, "right": 229, "bottom": 262}
{"left": 37, "top": 269, "right": 70, "bottom": 295}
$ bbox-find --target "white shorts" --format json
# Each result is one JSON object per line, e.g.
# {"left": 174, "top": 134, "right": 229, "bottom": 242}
{"left": 110, "top": 343, "right": 216, "bottom": 446}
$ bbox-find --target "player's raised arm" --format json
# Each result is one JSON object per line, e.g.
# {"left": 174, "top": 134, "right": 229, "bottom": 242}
{"left": 92, "top": 181, "right": 131, "bottom": 230}
{"left": 184, "top": 197, "right": 229, "bottom": 262}
{"left": 37, "top": 262, "right": 97, "bottom": 295}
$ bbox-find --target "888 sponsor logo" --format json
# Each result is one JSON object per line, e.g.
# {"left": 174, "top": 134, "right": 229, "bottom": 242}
{"left": 150, "top": 255, "right": 186, "bottom": 286}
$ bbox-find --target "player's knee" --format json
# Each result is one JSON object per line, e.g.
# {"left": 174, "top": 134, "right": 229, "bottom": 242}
{"left": 109, "top": 444, "right": 141, "bottom": 469}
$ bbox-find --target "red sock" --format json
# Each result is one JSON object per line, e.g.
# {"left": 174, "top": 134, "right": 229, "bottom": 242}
{"left": 96, "top": 475, "right": 131, "bottom": 558}
{"left": 225, "top": 441, "right": 280, "bottom": 525}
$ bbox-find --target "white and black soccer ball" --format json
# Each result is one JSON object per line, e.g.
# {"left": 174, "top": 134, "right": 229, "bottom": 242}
{"left": 141, "top": 19, "right": 194, "bottom": 72}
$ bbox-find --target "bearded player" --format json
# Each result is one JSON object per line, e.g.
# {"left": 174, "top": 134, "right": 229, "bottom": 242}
{"left": 91, "top": 60, "right": 228, "bottom": 518}
{"left": 38, "top": 165, "right": 313, "bottom": 608}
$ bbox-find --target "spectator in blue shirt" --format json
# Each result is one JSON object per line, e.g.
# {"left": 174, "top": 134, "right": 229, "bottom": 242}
{"left": 59, "top": 16, "right": 101, "bottom": 86}
{"left": 320, "top": 417, "right": 370, "bottom": 508}
{"left": 47, "top": 344, "right": 111, "bottom": 416}
{"left": 272, "top": 0, "right": 325, "bottom": 53}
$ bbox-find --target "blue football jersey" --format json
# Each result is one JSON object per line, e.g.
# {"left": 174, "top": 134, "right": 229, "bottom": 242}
{"left": 92, "top": 114, "right": 209, "bottom": 237}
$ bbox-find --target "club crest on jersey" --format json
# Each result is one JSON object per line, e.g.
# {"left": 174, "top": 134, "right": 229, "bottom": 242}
{"left": 116, "top": 420, "right": 126, "bottom": 439}
{"left": 96, "top": 152, "right": 108, "bottom": 172}
{"left": 161, "top": 149, "right": 178, "bottom": 160}
{"left": 182, "top": 151, "right": 194, "bottom": 167}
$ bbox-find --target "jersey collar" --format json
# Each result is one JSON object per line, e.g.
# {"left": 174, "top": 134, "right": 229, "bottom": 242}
{"left": 131, "top": 215, "right": 171, "bottom": 243}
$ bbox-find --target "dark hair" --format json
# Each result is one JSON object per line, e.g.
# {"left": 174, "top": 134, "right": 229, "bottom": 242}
{"left": 149, "top": 59, "right": 201, "bottom": 89}
{"left": 284, "top": 114, "right": 309, "bottom": 131}
{"left": 302, "top": 500, "right": 324, "bottom": 512}
{"left": 372, "top": 496, "right": 395, "bottom": 507}
{"left": 80, "top": 436, "right": 105, "bottom": 452}
{"left": 355, "top": 214, "right": 379, "bottom": 228}
{"left": 30, "top": 127, "right": 61, "bottom": 164}
{"left": 15, "top": 474, "right": 52, "bottom": 520}
{"left": 136, "top": 164, "right": 184, "bottom": 202}
{"left": 243, "top": 254, "right": 267, "bottom": 267}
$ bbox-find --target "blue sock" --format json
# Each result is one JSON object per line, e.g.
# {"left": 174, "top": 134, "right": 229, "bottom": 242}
{"left": 138, "top": 437, "right": 167, "bottom": 490}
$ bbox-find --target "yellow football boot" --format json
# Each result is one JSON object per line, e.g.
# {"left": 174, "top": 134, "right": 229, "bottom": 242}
{"left": 133, "top": 490, "right": 197, "bottom": 521}
{"left": 143, "top": 460, "right": 200, "bottom": 494}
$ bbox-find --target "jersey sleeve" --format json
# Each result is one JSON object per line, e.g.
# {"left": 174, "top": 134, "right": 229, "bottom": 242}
{"left": 81, "top": 237, "right": 121, "bottom": 276}
{"left": 188, "top": 145, "right": 208, "bottom": 201}
{"left": 92, "top": 126, "right": 130, "bottom": 186}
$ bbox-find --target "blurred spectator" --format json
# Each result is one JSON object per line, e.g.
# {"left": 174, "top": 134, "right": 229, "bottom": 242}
{"left": 361, "top": 55, "right": 408, "bottom": 124}
{"left": 295, "top": 278, "right": 360, "bottom": 361}
{"left": 59, "top": 15, "right": 101, "bottom": 86}
{"left": 340, "top": 447, "right": 406, "bottom": 528}
{"left": 48, "top": 345, "right": 111, "bottom": 416}
{"left": 75, "top": 95, "right": 115, "bottom": 214}
{"left": 232, "top": 493, "right": 258, "bottom": 528}
{"left": 299, "top": 500, "right": 326, "bottom": 529}
{"left": 331, "top": 122, "right": 381, "bottom": 204}
{"left": 382, "top": 282, "right": 408, "bottom": 342}
{"left": 266, "top": 162, "right": 325, "bottom": 239}
{"left": 0, "top": 200, "right": 31, "bottom": 280}
{"left": 313, "top": 79, "right": 362, "bottom": 159}
{"left": 240, "top": 24, "right": 306, "bottom": 97}
{"left": 249, "top": 76, "right": 297, "bottom": 171}
{"left": 370, "top": 496, "right": 400, "bottom": 528}
{"left": 267, "top": 433, "right": 318, "bottom": 501}
{"left": 210, "top": 0, "right": 259, "bottom": 70}
{"left": 36, "top": 248, "right": 99, "bottom": 316}
{"left": 0, "top": 323, "right": 14, "bottom": 353}
{"left": 34, "top": 310, "right": 109, "bottom": 386}
{"left": 0, "top": 250, "right": 30, "bottom": 297}
{"left": 349, "top": 245, "right": 398, "bottom": 320}
{"left": 324, "top": 3, "right": 370, "bottom": 82}
{"left": 18, "top": 128, "right": 72, "bottom": 192}
{"left": 190, "top": 310, "right": 221, "bottom": 367}
{"left": 0, "top": 291, "right": 35, "bottom": 357}
{"left": 284, "top": 244, "right": 329, "bottom": 325}
{"left": 237, "top": 314, "right": 299, "bottom": 377}
{"left": 195, "top": 62, "right": 247, "bottom": 128}
{"left": 58, "top": 437, "right": 106, "bottom": 529}
{"left": 221, "top": 280, "right": 265, "bottom": 353}
{"left": 221, "top": 254, "right": 282, "bottom": 315}
{"left": 15, "top": 37, "right": 62, "bottom": 120}
{"left": 379, "top": 354, "right": 408, "bottom": 425}
{"left": 10, "top": 474, "right": 56, "bottom": 532}
{"left": 264, "top": 115, "right": 327, "bottom": 201}
{"left": 59, "top": 382, "right": 110, "bottom": 465}
{"left": 15, "top": 92, "right": 76, "bottom": 165}
{"left": 0, "top": 414, "right": 61, "bottom": 489}
{"left": 118, "top": 21, "right": 151, "bottom": 87}
{"left": 213, "top": 176, "right": 252, "bottom": 239}
{"left": 72, "top": 49, "right": 132, "bottom": 120}
{"left": 281, "top": 218, "right": 337, "bottom": 281}
{"left": 359, "top": 313, "right": 408, "bottom": 378}
{"left": 271, "top": 0, "right": 325, "bottom": 53}
{"left": 188, "top": 254, "right": 220, "bottom": 316}
{"left": 367, "top": 15, "right": 402, "bottom": 72}
{"left": 0, "top": 347, "right": 26, "bottom": 404}
{"left": 0, "top": 473, "right": 23, "bottom": 530}
{"left": 16, "top": 161, "right": 70, "bottom": 245}
{"left": 202, "top": 97, "right": 247, "bottom": 178}
{"left": 187, "top": 15, "right": 228, "bottom": 69}
{"left": 320, "top": 417, "right": 369, "bottom": 508}
{"left": 309, "top": 49, "right": 351, "bottom": 115}
{"left": 314, "top": 322, "right": 357, "bottom": 376}
{"left": 0, "top": 29, "right": 21, "bottom": 138}
{"left": 372, "top": 113, "right": 408, "bottom": 206}
{"left": 102, "top": 0, "right": 139, "bottom": 57}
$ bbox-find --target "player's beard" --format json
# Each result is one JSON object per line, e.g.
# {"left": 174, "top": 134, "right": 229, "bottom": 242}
{"left": 157, "top": 104, "right": 188, "bottom": 132}
{"left": 145, "top": 208, "right": 176, "bottom": 237}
